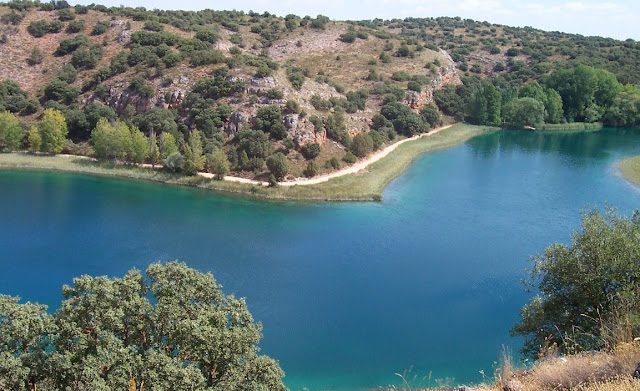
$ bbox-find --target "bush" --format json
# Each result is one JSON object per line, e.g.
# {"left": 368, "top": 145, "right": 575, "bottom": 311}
{"left": 339, "top": 31, "right": 357, "bottom": 43}
{"left": 303, "top": 160, "right": 320, "bottom": 177}
{"left": 164, "top": 151, "right": 184, "bottom": 172}
{"left": 342, "top": 151, "right": 357, "bottom": 164}
{"left": 266, "top": 88, "right": 284, "bottom": 100}
{"left": 325, "top": 156, "right": 340, "bottom": 169}
{"left": 55, "top": 35, "right": 89, "bottom": 56}
{"left": 91, "top": 20, "right": 110, "bottom": 36}
{"left": 301, "top": 142, "right": 321, "bottom": 159}
{"left": 65, "top": 19, "right": 85, "bottom": 33}
{"left": 286, "top": 67, "right": 306, "bottom": 91}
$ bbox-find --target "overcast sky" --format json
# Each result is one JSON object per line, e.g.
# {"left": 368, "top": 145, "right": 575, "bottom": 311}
{"left": 72, "top": 0, "right": 640, "bottom": 41}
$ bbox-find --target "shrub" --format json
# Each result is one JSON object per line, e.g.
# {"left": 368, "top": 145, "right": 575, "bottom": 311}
{"left": 91, "top": 20, "right": 110, "bottom": 36}
{"left": 342, "top": 152, "right": 357, "bottom": 164}
{"left": 303, "top": 160, "right": 320, "bottom": 177}
{"left": 301, "top": 142, "right": 321, "bottom": 159}
{"left": 325, "top": 156, "right": 340, "bottom": 169}
{"left": 66, "top": 19, "right": 85, "bottom": 33}
{"left": 164, "top": 151, "right": 184, "bottom": 172}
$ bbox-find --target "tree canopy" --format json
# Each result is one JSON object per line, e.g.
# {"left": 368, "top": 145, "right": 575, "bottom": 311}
{"left": 0, "top": 261, "right": 286, "bottom": 391}
{"left": 512, "top": 207, "right": 640, "bottom": 358}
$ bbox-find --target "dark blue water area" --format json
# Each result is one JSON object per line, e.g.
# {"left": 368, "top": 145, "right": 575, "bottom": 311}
{"left": 2, "top": 128, "right": 640, "bottom": 390}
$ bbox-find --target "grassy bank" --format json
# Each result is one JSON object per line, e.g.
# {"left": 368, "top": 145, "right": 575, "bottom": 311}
{"left": 0, "top": 124, "right": 490, "bottom": 201}
{"left": 619, "top": 155, "right": 640, "bottom": 186}
{"left": 537, "top": 122, "right": 604, "bottom": 131}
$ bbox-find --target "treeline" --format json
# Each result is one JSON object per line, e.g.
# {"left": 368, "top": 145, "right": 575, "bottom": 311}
{"left": 436, "top": 65, "right": 640, "bottom": 128}
{"left": 0, "top": 262, "right": 286, "bottom": 391}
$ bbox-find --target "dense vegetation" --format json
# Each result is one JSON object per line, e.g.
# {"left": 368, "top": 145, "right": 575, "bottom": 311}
{"left": 0, "top": 261, "right": 286, "bottom": 391}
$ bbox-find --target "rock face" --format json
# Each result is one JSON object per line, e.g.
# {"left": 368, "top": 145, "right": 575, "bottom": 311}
{"left": 226, "top": 112, "right": 248, "bottom": 137}
{"left": 283, "top": 114, "right": 326, "bottom": 147}
{"left": 404, "top": 52, "right": 461, "bottom": 112}
{"left": 503, "top": 379, "right": 523, "bottom": 391}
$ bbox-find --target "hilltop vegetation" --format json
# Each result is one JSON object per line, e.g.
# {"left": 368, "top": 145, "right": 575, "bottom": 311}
{"left": 1, "top": 0, "right": 640, "bottom": 184}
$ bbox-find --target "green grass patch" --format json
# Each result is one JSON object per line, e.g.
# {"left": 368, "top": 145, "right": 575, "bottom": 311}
{"left": 0, "top": 124, "right": 490, "bottom": 201}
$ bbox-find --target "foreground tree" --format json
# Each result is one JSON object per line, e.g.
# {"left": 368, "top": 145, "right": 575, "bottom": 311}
{"left": 0, "top": 262, "right": 286, "bottom": 391}
{"left": 512, "top": 207, "right": 640, "bottom": 358}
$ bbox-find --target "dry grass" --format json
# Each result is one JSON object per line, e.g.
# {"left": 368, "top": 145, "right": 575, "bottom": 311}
{"left": 475, "top": 343, "right": 640, "bottom": 391}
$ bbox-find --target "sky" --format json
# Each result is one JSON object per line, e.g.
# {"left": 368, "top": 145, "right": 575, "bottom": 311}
{"left": 72, "top": 0, "right": 640, "bottom": 41}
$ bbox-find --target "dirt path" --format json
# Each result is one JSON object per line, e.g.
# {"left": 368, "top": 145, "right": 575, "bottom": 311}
{"left": 213, "top": 124, "right": 453, "bottom": 187}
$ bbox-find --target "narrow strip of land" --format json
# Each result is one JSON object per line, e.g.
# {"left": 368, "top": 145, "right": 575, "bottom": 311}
{"left": 201, "top": 124, "right": 453, "bottom": 186}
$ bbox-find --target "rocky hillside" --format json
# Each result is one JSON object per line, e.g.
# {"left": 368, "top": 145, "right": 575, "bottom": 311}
{"left": 2, "top": 2, "right": 640, "bottom": 180}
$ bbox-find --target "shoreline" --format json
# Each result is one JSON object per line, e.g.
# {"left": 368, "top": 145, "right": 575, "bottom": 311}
{"left": 0, "top": 123, "right": 491, "bottom": 201}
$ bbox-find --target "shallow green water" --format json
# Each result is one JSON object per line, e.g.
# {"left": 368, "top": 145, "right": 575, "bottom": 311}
{"left": 2, "top": 128, "right": 640, "bottom": 390}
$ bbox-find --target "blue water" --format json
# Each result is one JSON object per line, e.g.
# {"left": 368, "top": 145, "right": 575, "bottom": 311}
{"left": 2, "top": 128, "right": 640, "bottom": 390}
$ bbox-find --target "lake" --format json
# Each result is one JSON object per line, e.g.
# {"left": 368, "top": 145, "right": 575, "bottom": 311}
{"left": 2, "top": 128, "right": 640, "bottom": 390}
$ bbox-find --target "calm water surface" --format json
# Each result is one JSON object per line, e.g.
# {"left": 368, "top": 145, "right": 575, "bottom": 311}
{"left": 2, "top": 128, "right": 640, "bottom": 390}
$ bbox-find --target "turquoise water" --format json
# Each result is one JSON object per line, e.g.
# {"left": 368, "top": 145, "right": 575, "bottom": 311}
{"left": 2, "top": 128, "right": 640, "bottom": 390}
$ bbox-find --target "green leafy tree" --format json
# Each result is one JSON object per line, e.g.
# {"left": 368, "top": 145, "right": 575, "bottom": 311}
{"left": 28, "top": 125, "right": 41, "bottom": 152}
{"left": 163, "top": 151, "right": 184, "bottom": 172}
{"left": 502, "top": 97, "right": 545, "bottom": 127}
{"left": 39, "top": 108, "right": 68, "bottom": 154}
{"left": 236, "top": 130, "right": 273, "bottom": 159}
{"left": 15, "top": 262, "right": 286, "bottom": 391}
{"left": 182, "top": 130, "right": 205, "bottom": 175}
{"left": 512, "top": 207, "right": 640, "bottom": 358}
{"left": 419, "top": 105, "right": 441, "bottom": 128}
{"left": 158, "top": 132, "right": 178, "bottom": 159}
{"left": 301, "top": 143, "right": 321, "bottom": 160}
{"left": 208, "top": 150, "right": 230, "bottom": 180}
{"left": 129, "top": 125, "right": 149, "bottom": 163}
{"left": 351, "top": 132, "right": 373, "bottom": 158}
{"left": 0, "top": 295, "right": 55, "bottom": 391}
{"left": 544, "top": 88, "right": 564, "bottom": 124}
{"left": 91, "top": 118, "right": 132, "bottom": 161}
{"left": 266, "top": 152, "right": 289, "bottom": 180}
{"left": 149, "top": 131, "right": 160, "bottom": 168}
{"left": 0, "top": 111, "right": 23, "bottom": 151}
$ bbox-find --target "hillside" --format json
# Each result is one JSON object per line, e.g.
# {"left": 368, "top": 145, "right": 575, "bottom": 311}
{"left": 1, "top": 1, "right": 640, "bottom": 182}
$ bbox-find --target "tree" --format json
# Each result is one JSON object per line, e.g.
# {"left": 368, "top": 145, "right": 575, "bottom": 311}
{"left": 28, "top": 126, "right": 41, "bottom": 152}
{"left": 128, "top": 125, "right": 149, "bottom": 163}
{"left": 0, "top": 262, "right": 286, "bottom": 391}
{"left": 0, "top": 295, "right": 55, "bottom": 391}
{"left": 236, "top": 130, "right": 273, "bottom": 159}
{"left": 502, "top": 97, "right": 545, "bottom": 127}
{"left": 39, "top": 108, "right": 68, "bottom": 154}
{"left": 208, "top": 150, "right": 230, "bottom": 180}
{"left": 0, "top": 111, "right": 23, "bottom": 151}
{"left": 163, "top": 151, "right": 183, "bottom": 172}
{"left": 182, "top": 130, "right": 205, "bottom": 175}
{"left": 149, "top": 131, "right": 160, "bottom": 168}
{"left": 512, "top": 207, "right": 640, "bottom": 358}
{"left": 266, "top": 152, "right": 289, "bottom": 180}
{"left": 301, "top": 143, "right": 321, "bottom": 160}
{"left": 420, "top": 105, "right": 441, "bottom": 128}
{"left": 351, "top": 133, "right": 373, "bottom": 158}
{"left": 91, "top": 118, "right": 131, "bottom": 161}
{"left": 158, "top": 132, "right": 178, "bottom": 159}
